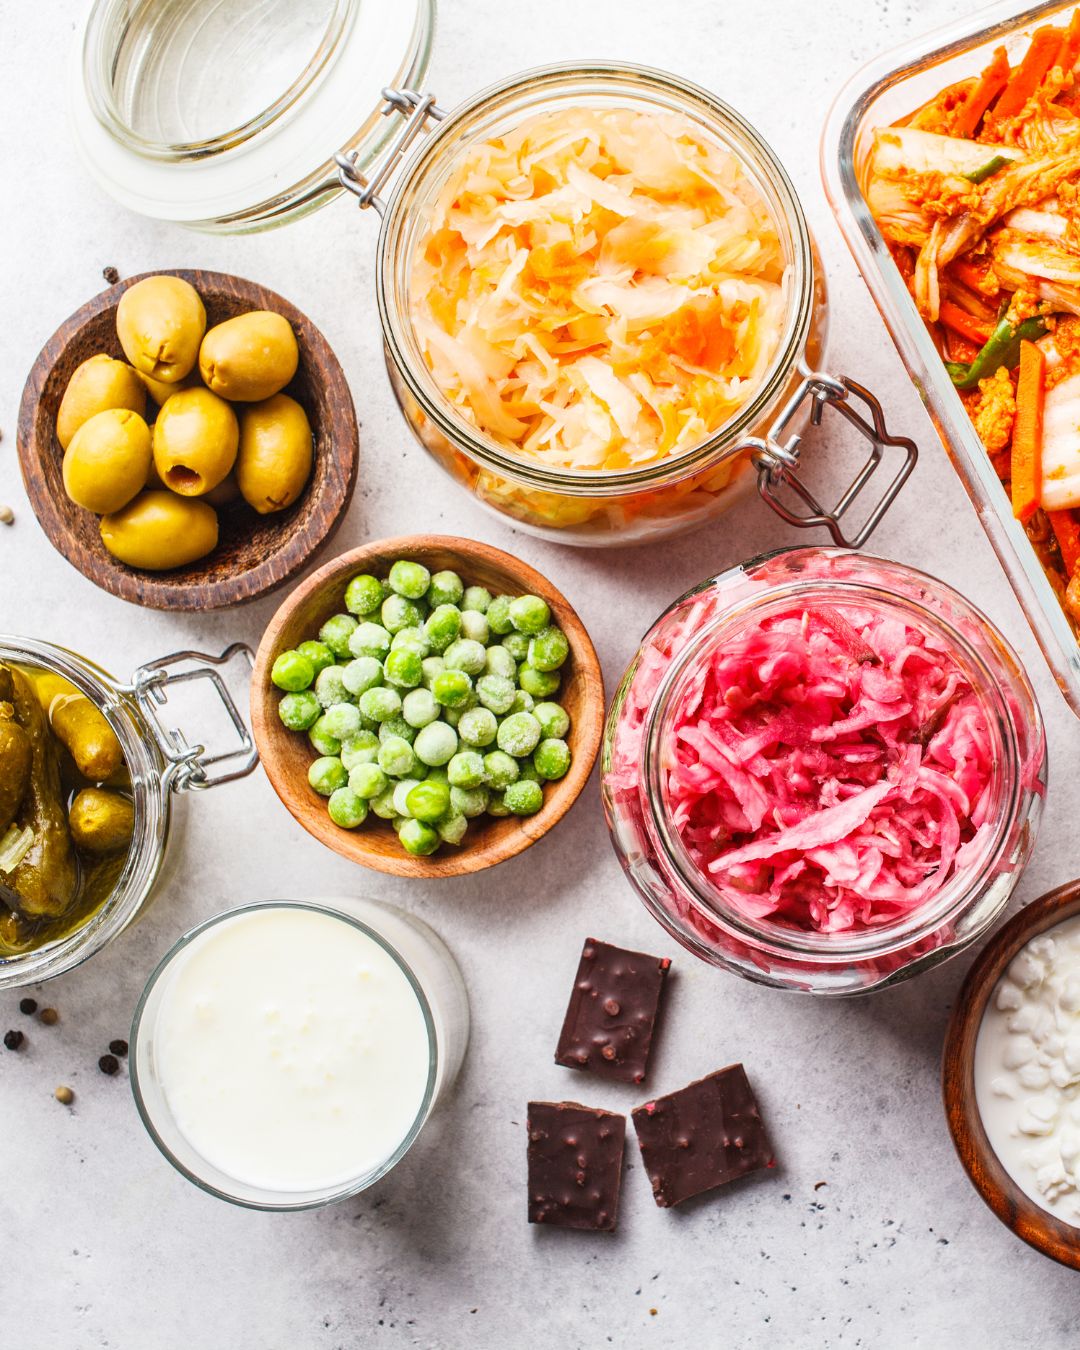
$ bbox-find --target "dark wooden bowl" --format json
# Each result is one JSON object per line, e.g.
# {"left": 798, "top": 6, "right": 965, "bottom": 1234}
{"left": 17, "top": 269, "right": 358, "bottom": 610}
{"left": 943, "top": 879, "right": 1080, "bottom": 1269}
{"left": 251, "top": 535, "right": 605, "bottom": 878}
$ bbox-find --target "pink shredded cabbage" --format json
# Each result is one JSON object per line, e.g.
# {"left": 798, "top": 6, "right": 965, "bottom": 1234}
{"left": 613, "top": 594, "right": 998, "bottom": 935}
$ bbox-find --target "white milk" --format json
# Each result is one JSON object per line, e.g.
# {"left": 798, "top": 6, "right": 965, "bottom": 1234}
{"left": 152, "top": 906, "right": 432, "bottom": 1192}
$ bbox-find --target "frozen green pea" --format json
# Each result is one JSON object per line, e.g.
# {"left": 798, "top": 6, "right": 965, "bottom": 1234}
{"left": 497, "top": 711, "right": 541, "bottom": 757}
{"left": 344, "top": 574, "right": 386, "bottom": 616}
{"left": 271, "top": 650, "right": 314, "bottom": 692}
{"left": 392, "top": 778, "right": 423, "bottom": 817}
{"left": 450, "top": 784, "right": 489, "bottom": 818}
{"left": 308, "top": 715, "right": 341, "bottom": 757}
{"left": 384, "top": 648, "right": 423, "bottom": 689}
{"left": 359, "top": 686, "right": 402, "bottom": 722}
{"left": 429, "top": 570, "right": 464, "bottom": 607}
{"left": 501, "top": 632, "right": 530, "bottom": 661}
{"left": 486, "top": 595, "right": 514, "bottom": 634}
{"left": 315, "top": 666, "right": 351, "bottom": 709}
{"left": 340, "top": 730, "right": 380, "bottom": 770}
{"left": 534, "top": 738, "right": 572, "bottom": 781}
{"left": 381, "top": 594, "right": 422, "bottom": 634}
{"left": 484, "top": 645, "right": 516, "bottom": 680}
{"left": 399, "top": 818, "right": 440, "bottom": 856}
{"left": 342, "top": 656, "right": 383, "bottom": 697}
{"left": 406, "top": 780, "right": 451, "bottom": 823}
{"left": 483, "top": 750, "right": 520, "bottom": 789}
{"left": 424, "top": 604, "right": 462, "bottom": 653}
{"left": 414, "top": 721, "right": 458, "bottom": 767}
{"left": 504, "top": 779, "right": 543, "bottom": 816}
{"left": 388, "top": 559, "right": 431, "bottom": 599}
{"left": 444, "top": 639, "right": 487, "bottom": 675}
{"left": 308, "top": 756, "right": 347, "bottom": 796}
{"left": 349, "top": 762, "right": 388, "bottom": 799}
{"left": 461, "top": 585, "right": 491, "bottom": 613}
{"left": 486, "top": 789, "right": 511, "bottom": 817}
{"left": 278, "top": 690, "right": 321, "bottom": 731}
{"left": 321, "top": 702, "right": 362, "bottom": 741}
{"left": 370, "top": 786, "right": 399, "bottom": 819}
{"left": 527, "top": 626, "right": 569, "bottom": 672}
{"left": 296, "top": 640, "right": 334, "bottom": 677}
{"left": 390, "top": 626, "right": 431, "bottom": 658}
{"left": 432, "top": 669, "right": 473, "bottom": 708}
{"left": 442, "top": 704, "right": 465, "bottom": 728}
{"left": 517, "top": 756, "right": 541, "bottom": 784}
{"left": 534, "top": 702, "right": 570, "bottom": 739}
{"left": 328, "top": 787, "right": 368, "bottom": 828}
{"left": 421, "top": 656, "right": 446, "bottom": 689}
{"left": 349, "top": 622, "right": 392, "bottom": 661}
{"left": 379, "top": 715, "right": 417, "bottom": 745}
{"left": 510, "top": 689, "right": 535, "bottom": 714}
{"left": 475, "top": 674, "right": 515, "bottom": 715}
{"left": 509, "top": 594, "right": 550, "bottom": 634}
{"left": 457, "top": 706, "right": 498, "bottom": 747}
{"left": 459, "top": 610, "right": 489, "bottom": 645}
{"left": 519, "top": 664, "right": 561, "bottom": 699}
{"left": 319, "top": 613, "right": 358, "bottom": 657}
{"left": 447, "top": 750, "right": 486, "bottom": 789}
{"left": 402, "top": 688, "right": 440, "bottom": 728}
{"left": 437, "top": 812, "right": 468, "bottom": 846}
{"left": 379, "top": 735, "right": 418, "bottom": 778}
{"left": 424, "top": 764, "right": 450, "bottom": 786}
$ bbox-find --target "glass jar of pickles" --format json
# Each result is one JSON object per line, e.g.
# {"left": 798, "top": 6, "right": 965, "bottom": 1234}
{"left": 0, "top": 637, "right": 257, "bottom": 989}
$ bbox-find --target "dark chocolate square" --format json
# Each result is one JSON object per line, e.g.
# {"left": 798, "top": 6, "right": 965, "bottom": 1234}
{"left": 555, "top": 938, "right": 671, "bottom": 1084}
{"left": 632, "top": 1063, "right": 774, "bottom": 1208}
{"left": 527, "top": 1101, "right": 626, "bottom": 1231}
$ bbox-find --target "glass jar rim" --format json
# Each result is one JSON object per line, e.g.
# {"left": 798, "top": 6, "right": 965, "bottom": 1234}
{"left": 637, "top": 556, "right": 1027, "bottom": 962}
{"left": 0, "top": 636, "right": 167, "bottom": 989}
{"left": 129, "top": 899, "right": 439, "bottom": 1211}
{"left": 377, "top": 60, "right": 816, "bottom": 497}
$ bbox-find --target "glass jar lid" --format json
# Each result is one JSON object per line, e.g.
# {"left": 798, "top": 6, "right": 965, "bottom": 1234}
{"left": 69, "top": 0, "right": 435, "bottom": 230}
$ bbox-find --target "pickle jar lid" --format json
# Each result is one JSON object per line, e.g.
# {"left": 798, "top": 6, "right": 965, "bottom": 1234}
{"left": 69, "top": 0, "right": 436, "bottom": 232}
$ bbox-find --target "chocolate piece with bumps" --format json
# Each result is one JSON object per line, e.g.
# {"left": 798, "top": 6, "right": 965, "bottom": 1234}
{"left": 527, "top": 1101, "right": 626, "bottom": 1231}
{"left": 632, "top": 1063, "right": 774, "bottom": 1207}
{"left": 555, "top": 938, "right": 671, "bottom": 1083}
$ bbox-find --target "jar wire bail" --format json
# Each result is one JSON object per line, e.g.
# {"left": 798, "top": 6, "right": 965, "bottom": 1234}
{"left": 336, "top": 87, "right": 447, "bottom": 216}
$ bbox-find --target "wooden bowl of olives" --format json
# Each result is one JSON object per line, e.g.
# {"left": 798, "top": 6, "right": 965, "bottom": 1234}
{"left": 17, "top": 269, "right": 358, "bottom": 610}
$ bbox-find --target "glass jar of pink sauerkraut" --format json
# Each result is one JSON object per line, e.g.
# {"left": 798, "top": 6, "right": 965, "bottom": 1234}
{"left": 601, "top": 549, "right": 1046, "bottom": 994}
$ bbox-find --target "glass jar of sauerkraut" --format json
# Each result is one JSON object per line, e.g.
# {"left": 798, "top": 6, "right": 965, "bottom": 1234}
{"left": 601, "top": 548, "right": 1046, "bottom": 994}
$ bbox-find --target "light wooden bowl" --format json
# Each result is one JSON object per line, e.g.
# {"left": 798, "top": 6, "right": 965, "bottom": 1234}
{"left": 252, "top": 536, "right": 605, "bottom": 878}
{"left": 943, "top": 878, "right": 1080, "bottom": 1269}
{"left": 17, "top": 269, "right": 358, "bottom": 610}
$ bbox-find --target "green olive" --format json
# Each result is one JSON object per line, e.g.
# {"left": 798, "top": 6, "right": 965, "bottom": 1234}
{"left": 116, "top": 276, "right": 206, "bottom": 383}
{"left": 100, "top": 491, "right": 218, "bottom": 570}
{"left": 204, "top": 471, "right": 241, "bottom": 508}
{"left": 199, "top": 310, "right": 299, "bottom": 402}
{"left": 57, "top": 354, "right": 146, "bottom": 449}
{"left": 236, "top": 393, "right": 313, "bottom": 514}
{"left": 152, "top": 387, "right": 239, "bottom": 496}
{"left": 63, "top": 408, "right": 152, "bottom": 514}
{"left": 140, "top": 369, "right": 200, "bottom": 406}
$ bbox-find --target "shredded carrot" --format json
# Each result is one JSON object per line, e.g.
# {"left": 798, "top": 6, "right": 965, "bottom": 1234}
{"left": 950, "top": 259, "right": 999, "bottom": 297}
{"left": 955, "top": 47, "right": 1011, "bottom": 137}
{"left": 1011, "top": 338, "right": 1046, "bottom": 523}
{"left": 995, "top": 28, "right": 1062, "bottom": 120}
{"left": 1056, "top": 10, "right": 1080, "bottom": 76}
{"left": 939, "top": 300, "right": 993, "bottom": 346}
{"left": 1050, "top": 510, "right": 1080, "bottom": 574}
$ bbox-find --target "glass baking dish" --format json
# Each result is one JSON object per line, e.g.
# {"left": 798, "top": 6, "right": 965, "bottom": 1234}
{"left": 822, "top": 0, "right": 1080, "bottom": 716}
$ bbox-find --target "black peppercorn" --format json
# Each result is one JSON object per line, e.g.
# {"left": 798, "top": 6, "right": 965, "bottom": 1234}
{"left": 18, "top": 998, "right": 37, "bottom": 1015}
{"left": 98, "top": 1053, "right": 120, "bottom": 1076}
{"left": 4, "top": 1029, "right": 25, "bottom": 1051}
{"left": 109, "top": 1039, "right": 128, "bottom": 1057}
{"left": 103, "top": 266, "right": 120, "bottom": 285}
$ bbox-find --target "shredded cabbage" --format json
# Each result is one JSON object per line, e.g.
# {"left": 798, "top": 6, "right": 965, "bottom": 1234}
{"left": 411, "top": 107, "right": 788, "bottom": 470}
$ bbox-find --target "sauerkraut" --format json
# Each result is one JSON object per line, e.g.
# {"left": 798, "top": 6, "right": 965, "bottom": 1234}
{"left": 410, "top": 106, "right": 788, "bottom": 471}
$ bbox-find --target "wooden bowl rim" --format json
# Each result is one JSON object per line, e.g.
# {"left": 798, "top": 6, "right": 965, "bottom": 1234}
{"left": 251, "top": 534, "right": 605, "bottom": 878}
{"left": 942, "top": 878, "right": 1080, "bottom": 1268}
{"left": 16, "top": 267, "right": 358, "bottom": 611}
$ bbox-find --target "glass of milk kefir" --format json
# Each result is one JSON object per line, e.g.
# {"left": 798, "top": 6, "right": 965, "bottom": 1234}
{"left": 130, "top": 898, "right": 469, "bottom": 1209}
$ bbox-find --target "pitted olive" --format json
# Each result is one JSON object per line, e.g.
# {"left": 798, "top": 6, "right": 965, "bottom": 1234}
{"left": 116, "top": 276, "right": 206, "bottom": 383}
{"left": 152, "top": 387, "right": 239, "bottom": 496}
{"left": 100, "top": 491, "right": 218, "bottom": 569}
{"left": 63, "top": 408, "right": 152, "bottom": 514}
{"left": 57, "top": 355, "right": 146, "bottom": 449}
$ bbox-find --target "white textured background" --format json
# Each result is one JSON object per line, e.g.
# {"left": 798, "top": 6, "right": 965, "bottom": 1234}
{"left": 4, "top": 1, "right": 1080, "bottom": 1347}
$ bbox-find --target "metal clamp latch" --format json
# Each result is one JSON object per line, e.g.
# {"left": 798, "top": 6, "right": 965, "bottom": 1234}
{"left": 336, "top": 87, "right": 447, "bottom": 216}
{"left": 745, "top": 371, "right": 918, "bottom": 549}
{"left": 123, "top": 644, "right": 259, "bottom": 794}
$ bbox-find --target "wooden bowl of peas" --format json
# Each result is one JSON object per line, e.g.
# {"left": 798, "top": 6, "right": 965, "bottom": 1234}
{"left": 251, "top": 535, "right": 604, "bottom": 877}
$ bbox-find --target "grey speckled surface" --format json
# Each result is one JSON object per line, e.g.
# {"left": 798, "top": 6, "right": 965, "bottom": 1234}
{"left": 4, "top": 1, "right": 1080, "bottom": 1346}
